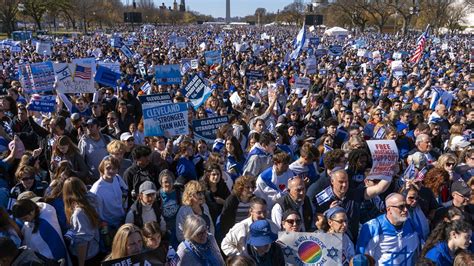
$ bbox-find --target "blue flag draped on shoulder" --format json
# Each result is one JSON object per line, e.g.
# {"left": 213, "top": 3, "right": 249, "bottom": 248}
{"left": 290, "top": 23, "right": 306, "bottom": 60}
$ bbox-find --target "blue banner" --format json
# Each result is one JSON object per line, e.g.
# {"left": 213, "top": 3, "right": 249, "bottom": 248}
{"left": 27, "top": 95, "right": 56, "bottom": 112}
{"left": 329, "top": 45, "right": 343, "bottom": 56}
{"left": 246, "top": 70, "right": 264, "bottom": 80}
{"left": 309, "top": 37, "right": 320, "bottom": 46}
{"left": 19, "top": 61, "right": 55, "bottom": 93}
{"left": 204, "top": 50, "right": 222, "bottom": 65}
{"left": 111, "top": 36, "right": 123, "bottom": 48}
{"left": 138, "top": 93, "right": 173, "bottom": 106}
{"left": 155, "top": 64, "right": 182, "bottom": 85}
{"left": 182, "top": 74, "right": 213, "bottom": 110}
{"left": 314, "top": 48, "right": 328, "bottom": 57}
{"left": 142, "top": 102, "right": 189, "bottom": 137}
{"left": 94, "top": 65, "right": 121, "bottom": 87}
{"left": 120, "top": 45, "right": 134, "bottom": 59}
{"left": 193, "top": 116, "right": 229, "bottom": 143}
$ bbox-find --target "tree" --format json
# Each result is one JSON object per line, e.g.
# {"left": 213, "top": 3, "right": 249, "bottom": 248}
{"left": 387, "top": 0, "right": 418, "bottom": 35}
{"left": 22, "top": 0, "right": 50, "bottom": 30}
{"left": 418, "top": 0, "right": 456, "bottom": 33}
{"left": 445, "top": 5, "right": 468, "bottom": 32}
{"left": 255, "top": 8, "right": 266, "bottom": 26}
{"left": 357, "top": 0, "right": 394, "bottom": 33}
{"left": 278, "top": 0, "right": 305, "bottom": 25}
{"left": 0, "top": 0, "right": 20, "bottom": 36}
{"left": 331, "top": 0, "right": 369, "bottom": 32}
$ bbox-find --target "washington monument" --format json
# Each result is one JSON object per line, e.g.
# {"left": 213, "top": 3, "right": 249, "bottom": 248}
{"left": 226, "top": 0, "right": 230, "bottom": 24}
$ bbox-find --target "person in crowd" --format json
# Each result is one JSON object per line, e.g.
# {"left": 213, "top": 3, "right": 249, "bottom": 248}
{"left": 11, "top": 199, "right": 69, "bottom": 263}
{"left": 8, "top": 164, "right": 48, "bottom": 210}
{"left": 436, "top": 153, "right": 461, "bottom": 181}
{"left": 221, "top": 197, "right": 279, "bottom": 256}
{"left": 409, "top": 134, "right": 440, "bottom": 164}
{"left": 63, "top": 177, "right": 101, "bottom": 265}
{"left": 175, "top": 140, "right": 198, "bottom": 186}
{"left": 174, "top": 214, "right": 225, "bottom": 266}
{"left": 101, "top": 111, "right": 121, "bottom": 139}
{"left": 224, "top": 136, "right": 245, "bottom": 181}
{"left": 0, "top": 237, "right": 62, "bottom": 265}
{"left": 254, "top": 151, "right": 293, "bottom": 210}
{"left": 245, "top": 219, "right": 285, "bottom": 266}
{"left": 142, "top": 221, "right": 168, "bottom": 264}
{"left": 158, "top": 169, "right": 181, "bottom": 248}
{"left": 220, "top": 175, "right": 257, "bottom": 239}
{"left": 225, "top": 255, "right": 256, "bottom": 266}
{"left": 200, "top": 163, "right": 230, "bottom": 224}
{"left": 124, "top": 145, "right": 162, "bottom": 206}
{"left": 125, "top": 181, "right": 164, "bottom": 229}
{"left": 402, "top": 185, "right": 430, "bottom": 243}
{"left": 51, "top": 135, "right": 90, "bottom": 182}
{"left": 357, "top": 193, "right": 421, "bottom": 265}
{"left": 280, "top": 209, "right": 302, "bottom": 233}
{"left": 78, "top": 118, "right": 112, "bottom": 179}
{"left": 307, "top": 149, "right": 347, "bottom": 199}
{"left": 422, "top": 219, "right": 472, "bottom": 266}
{"left": 243, "top": 132, "right": 276, "bottom": 177}
{"left": 107, "top": 140, "right": 133, "bottom": 177}
{"left": 104, "top": 223, "right": 145, "bottom": 261}
{"left": 423, "top": 167, "right": 450, "bottom": 204}
{"left": 0, "top": 206, "right": 22, "bottom": 247}
{"left": 271, "top": 176, "right": 313, "bottom": 232}
{"left": 453, "top": 250, "right": 474, "bottom": 266}
{"left": 90, "top": 156, "right": 127, "bottom": 230}
{"left": 175, "top": 180, "right": 214, "bottom": 243}
{"left": 289, "top": 142, "right": 320, "bottom": 185}
{"left": 442, "top": 179, "right": 474, "bottom": 223}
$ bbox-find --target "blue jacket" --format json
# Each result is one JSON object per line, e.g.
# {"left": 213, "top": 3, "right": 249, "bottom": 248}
{"left": 425, "top": 241, "right": 453, "bottom": 266}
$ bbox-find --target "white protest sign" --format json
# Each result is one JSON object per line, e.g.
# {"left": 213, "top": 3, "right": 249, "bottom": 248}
{"left": 293, "top": 77, "right": 311, "bottom": 90}
{"left": 357, "top": 49, "right": 368, "bottom": 57}
{"left": 190, "top": 59, "right": 199, "bottom": 69}
{"left": 366, "top": 140, "right": 399, "bottom": 181}
{"left": 36, "top": 42, "right": 52, "bottom": 56}
{"left": 229, "top": 91, "right": 242, "bottom": 107}
{"left": 278, "top": 232, "right": 343, "bottom": 266}
{"left": 53, "top": 58, "right": 96, "bottom": 93}
{"left": 393, "top": 52, "right": 402, "bottom": 60}
{"left": 305, "top": 57, "right": 317, "bottom": 74}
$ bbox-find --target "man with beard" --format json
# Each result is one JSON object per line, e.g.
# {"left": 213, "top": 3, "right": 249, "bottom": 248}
{"left": 357, "top": 193, "right": 421, "bottom": 265}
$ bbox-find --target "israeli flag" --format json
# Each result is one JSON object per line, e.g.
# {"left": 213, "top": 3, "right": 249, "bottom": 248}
{"left": 141, "top": 82, "right": 151, "bottom": 94}
{"left": 429, "top": 87, "right": 443, "bottom": 110}
{"left": 290, "top": 23, "right": 306, "bottom": 60}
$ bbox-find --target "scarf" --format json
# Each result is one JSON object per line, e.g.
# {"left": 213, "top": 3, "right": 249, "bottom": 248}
{"left": 184, "top": 239, "right": 220, "bottom": 266}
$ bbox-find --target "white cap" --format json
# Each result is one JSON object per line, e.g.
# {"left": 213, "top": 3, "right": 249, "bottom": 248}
{"left": 120, "top": 132, "right": 134, "bottom": 141}
{"left": 450, "top": 136, "right": 470, "bottom": 151}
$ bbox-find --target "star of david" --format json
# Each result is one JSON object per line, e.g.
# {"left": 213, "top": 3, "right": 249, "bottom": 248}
{"left": 327, "top": 247, "right": 339, "bottom": 260}
{"left": 283, "top": 246, "right": 294, "bottom": 257}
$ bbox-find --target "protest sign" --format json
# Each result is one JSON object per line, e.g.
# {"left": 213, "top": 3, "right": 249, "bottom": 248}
{"left": 18, "top": 61, "right": 55, "bottom": 93}
{"left": 27, "top": 95, "right": 56, "bottom": 113}
{"left": 366, "top": 140, "right": 399, "bottom": 181}
{"left": 204, "top": 50, "right": 222, "bottom": 65}
{"left": 246, "top": 70, "right": 264, "bottom": 80}
{"left": 138, "top": 93, "right": 172, "bottom": 106}
{"left": 142, "top": 102, "right": 189, "bottom": 137}
{"left": 293, "top": 76, "right": 311, "bottom": 90}
{"left": 120, "top": 45, "right": 134, "bottom": 59}
{"left": 53, "top": 58, "right": 96, "bottom": 93}
{"left": 182, "top": 74, "right": 213, "bottom": 109}
{"left": 277, "top": 232, "right": 343, "bottom": 266}
{"left": 110, "top": 36, "right": 123, "bottom": 48}
{"left": 314, "top": 48, "right": 327, "bottom": 57}
{"left": 305, "top": 57, "right": 317, "bottom": 74}
{"left": 309, "top": 37, "right": 320, "bottom": 46}
{"left": 193, "top": 116, "right": 229, "bottom": 143}
{"left": 97, "top": 62, "right": 121, "bottom": 73}
{"left": 357, "top": 49, "right": 368, "bottom": 57}
{"left": 328, "top": 45, "right": 343, "bottom": 56}
{"left": 35, "top": 42, "right": 52, "bottom": 56}
{"left": 94, "top": 65, "right": 120, "bottom": 87}
{"left": 10, "top": 46, "right": 21, "bottom": 53}
{"left": 101, "top": 249, "right": 164, "bottom": 266}
{"left": 155, "top": 64, "right": 181, "bottom": 85}
{"left": 393, "top": 52, "right": 402, "bottom": 60}
{"left": 190, "top": 59, "right": 199, "bottom": 69}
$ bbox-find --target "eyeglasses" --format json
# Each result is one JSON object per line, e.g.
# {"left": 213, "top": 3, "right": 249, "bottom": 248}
{"left": 195, "top": 191, "right": 205, "bottom": 196}
{"left": 453, "top": 192, "right": 470, "bottom": 201}
{"left": 330, "top": 219, "right": 348, "bottom": 224}
{"left": 21, "top": 176, "right": 34, "bottom": 181}
{"left": 389, "top": 204, "right": 409, "bottom": 211}
{"left": 107, "top": 117, "right": 115, "bottom": 120}
{"left": 285, "top": 219, "right": 301, "bottom": 225}
{"left": 446, "top": 162, "right": 455, "bottom": 167}
{"left": 407, "top": 196, "right": 418, "bottom": 201}
{"left": 127, "top": 139, "right": 135, "bottom": 142}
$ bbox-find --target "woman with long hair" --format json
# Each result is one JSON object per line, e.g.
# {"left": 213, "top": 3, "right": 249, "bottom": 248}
{"left": 436, "top": 153, "right": 461, "bottom": 181}
{"left": 63, "top": 177, "right": 101, "bottom": 265}
{"left": 224, "top": 136, "right": 245, "bottom": 182}
{"left": 51, "top": 135, "right": 90, "bottom": 182}
{"left": 422, "top": 219, "right": 472, "bottom": 266}
{"left": 364, "top": 107, "right": 383, "bottom": 138}
{"left": 401, "top": 185, "right": 430, "bottom": 243}
{"left": 142, "top": 221, "right": 168, "bottom": 264}
{"left": 105, "top": 223, "right": 144, "bottom": 261}
{"left": 158, "top": 170, "right": 182, "bottom": 249}
{"left": 423, "top": 168, "right": 451, "bottom": 204}
{"left": 200, "top": 163, "right": 230, "bottom": 224}
{"left": 0, "top": 207, "right": 22, "bottom": 247}
{"left": 175, "top": 181, "right": 214, "bottom": 243}
{"left": 175, "top": 140, "right": 198, "bottom": 186}
{"left": 43, "top": 164, "right": 72, "bottom": 235}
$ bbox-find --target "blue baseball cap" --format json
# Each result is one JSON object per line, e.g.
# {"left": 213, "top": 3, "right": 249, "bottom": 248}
{"left": 247, "top": 220, "right": 277, "bottom": 247}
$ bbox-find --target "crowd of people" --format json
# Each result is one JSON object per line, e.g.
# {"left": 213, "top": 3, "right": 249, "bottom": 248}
{"left": 0, "top": 24, "right": 472, "bottom": 266}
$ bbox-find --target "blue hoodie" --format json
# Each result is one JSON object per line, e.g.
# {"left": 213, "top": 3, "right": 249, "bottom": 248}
{"left": 425, "top": 241, "right": 453, "bottom": 266}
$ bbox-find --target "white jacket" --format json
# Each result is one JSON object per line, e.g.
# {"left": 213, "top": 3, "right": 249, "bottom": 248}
{"left": 221, "top": 217, "right": 279, "bottom": 256}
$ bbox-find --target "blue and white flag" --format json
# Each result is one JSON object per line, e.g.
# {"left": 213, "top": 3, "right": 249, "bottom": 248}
{"left": 27, "top": 94, "right": 56, "bottom": 112}
{"left": 290, "top": 23, "right": 306, "bottom": 60}
{"left": 111, "top": 36, "right": 123, "bottom": 48}
{"left": 182, "top": 74, "right": 213, "bottom": 110}
{"left": 403, "top": 163, "right": 416, "bottom": 180}
{"left": 140, "top": 82, "right": 152, "bottom": 94}
{"left": 155, "top": 64, "right": 182, "bottom": 85}
{"left": 429, "top": 86, "right": 443, "bottom": 110}
{"left": 120, "top": 45, "right": 134, "bottom": 59}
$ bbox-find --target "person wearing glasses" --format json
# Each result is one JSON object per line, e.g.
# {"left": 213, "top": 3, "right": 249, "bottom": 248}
{"left": 176, "top": 181, "right": 214, "bottom": 243}
{"left": 402, "top": 185, "right": 430, "bottom": 243}
{"left": 363, "top": 108, "right": 383, "bottom": 139}
{"left": 8, "top": 165, "right": 47, "bottom": 210}
{"left": 100, "top": 111, "right": 121, "bottom": 140}
{"left": 357, "top": 193, "right": 421, "bottom": 265}
{"left": 442, "top": 179, "right": 474, "bottom": 225}
{"left": 280, "top": 209, "right": 302, "bottom": 233}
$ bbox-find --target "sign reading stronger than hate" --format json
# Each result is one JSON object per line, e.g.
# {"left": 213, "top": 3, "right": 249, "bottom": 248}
{"left": 142, "top": 102, "right": 189, "bottom": 137}
{"left": 366, "top": 140, "right": 399, "bottom": 181}
{"left": 193, "top": 116, "right": 229, "bottom": 143}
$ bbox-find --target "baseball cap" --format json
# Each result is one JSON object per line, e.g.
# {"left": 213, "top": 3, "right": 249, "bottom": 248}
{"left": 71, "top": 113, "right": 81, "bottom": 122}
{"left": 120, "top": 132, "right": 134, "bottom": 141}
{"left": 247, "top": 220, "right": 277, "bottom": 247}
{"left": 451, "top": 179, "right": 471, "bottom": 198}
{"left": 17, "top": 191, "right": 42, "bottom": 202}
{"left": 139, "top": 181, "right": 157, "bottom": 195}
{"left": 86, "top": 118, "right": 99, "bottom": 126}
{"left": 450, "top": 136, "right": 470, "bottom": 151}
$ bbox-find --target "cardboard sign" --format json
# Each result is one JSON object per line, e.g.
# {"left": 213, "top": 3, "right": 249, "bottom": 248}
{"left": 366, "top": 140, "right": 399, "bottom": 181}
{"left": 19, "top": 61, "right": 55, "bottom": 93}
{"left": 142, "top": 102, "right": 189, "bottom": 137}
{"left": 155, "top": 64, "right": 182, "bottom": 85}
{"left": 193, "top": 116, "right": 229, "bottom": 143}
{"left": 182, "top": 74, "right": 213, "bottom": 110}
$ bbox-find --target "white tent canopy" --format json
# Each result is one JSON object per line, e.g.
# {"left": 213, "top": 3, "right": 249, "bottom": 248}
{"left": 324, "top": 27, "right": 349, "bottom": 36}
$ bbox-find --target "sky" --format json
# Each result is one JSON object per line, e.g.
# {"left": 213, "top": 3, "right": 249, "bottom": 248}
{"left": 125, "top": 0, "right": 301, "bottom": 18}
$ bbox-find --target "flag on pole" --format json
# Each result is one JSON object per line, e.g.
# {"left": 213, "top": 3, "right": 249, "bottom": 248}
{"left": 409, "top": 25, "right": 430, "bottom": 64}
{"left": 290, "top": 23, "right": 306, "bottom": 60}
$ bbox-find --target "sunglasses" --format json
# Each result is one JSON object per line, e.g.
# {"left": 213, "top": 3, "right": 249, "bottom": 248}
{"left": 285, "top": 219, "right": 301, "bottom": 225}
{"left": 195, "top": 191, "right": 205, "bottom": 196}
{"left": 389, "top": 204, "right": 409, "bottom": 211}
{"left": 21, "top": 176, "right": 34, "bottom": 181}
{"left": 446, "top": 162, "right": 455, "bottom": 167}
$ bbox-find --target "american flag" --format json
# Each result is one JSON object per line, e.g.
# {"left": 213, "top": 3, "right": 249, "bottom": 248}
{"left": 409, "top": 25, "right": 430, "bottom": 64}
{"left": 74, "top": 65, "right": 91, "bottom": 80}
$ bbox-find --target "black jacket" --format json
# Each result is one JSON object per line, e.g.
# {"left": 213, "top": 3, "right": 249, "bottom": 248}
{"left": 124, "top": 163, "right": 163, "bottom": 206}
{"left": 275, "top": 194, "right": 313, "bottom": 232}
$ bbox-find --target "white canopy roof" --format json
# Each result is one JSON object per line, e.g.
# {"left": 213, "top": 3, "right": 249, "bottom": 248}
{"left": 324, "top": 26, "right": 349, "bottom": 36}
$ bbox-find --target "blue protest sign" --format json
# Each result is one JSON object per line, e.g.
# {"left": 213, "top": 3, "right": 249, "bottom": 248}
{"left": 19, "top": 61, "right": 55, "bottom": 93}
{"left": 329, "top": 45, "right": 343, "bottom": 56}
{"left": 309, "top": 37, "right": 320, "bottom": 46}
{"left": 204, "top": 50, "right": 222, "bottom": 65}
{"left": 155, "top": 64, "right": 182, "bottom": 85}
{"left": 142, "top": 102, "right": 189, "bottom": 137}
{"left": 120, "top": 45, "right": 134, "bottom": 59}
{"left": 246, "top": 70, "right": 264, "bottom": 80}
{"left": 138, "top": 93, "right": 173, "bottom": 106}
{"left": 182, "top": 74, "right": 213, "bottom": 110}
{"left": 27, "top": 95, "right": 56, "bottom": 112}
{"left": 314, "top": 48, "right": 328, "bottom": 57}
{"left": 95, "top": 65, "right": 121, "bottom": 87}
{"left": 193, "top": 116, "right": 229, "bottom": 143}
{"left": 111, "top": 36, "right": 123, "bottom": 48}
